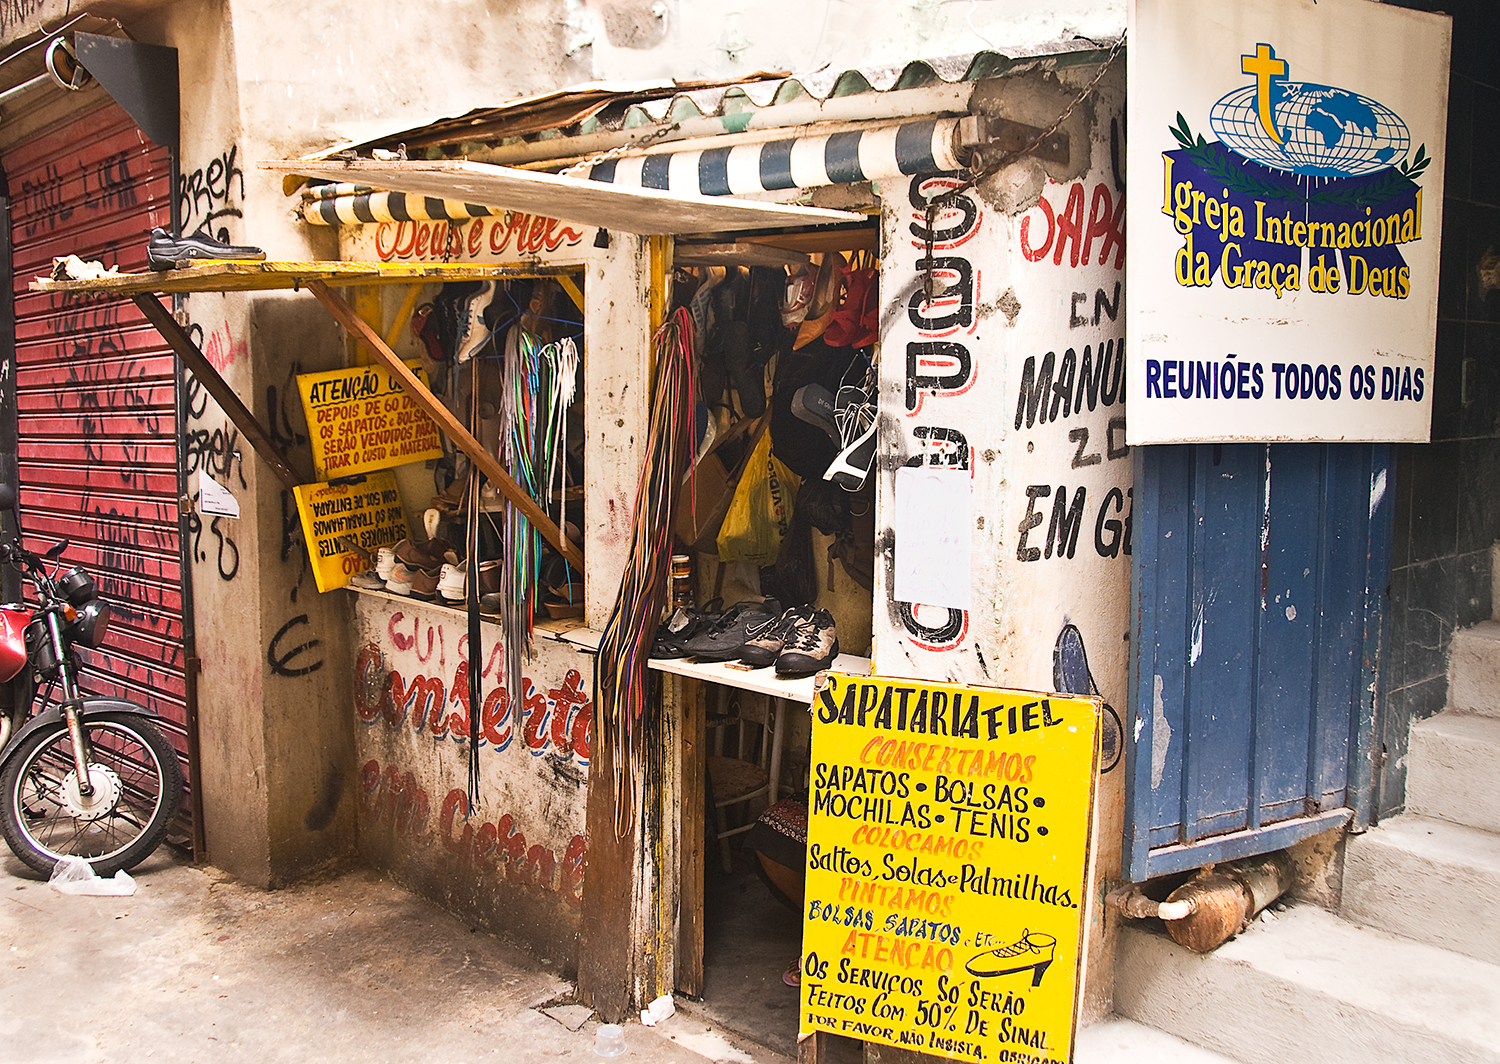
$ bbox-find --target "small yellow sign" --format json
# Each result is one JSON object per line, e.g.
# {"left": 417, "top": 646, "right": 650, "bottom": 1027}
{"left": 298, "top": 362, "right": 443, "bottom": 479}
{"left": 800, "top": 672, "right": 1098, "bottom": 1063}
{"left": 292, "top": 472, "right": 408, "bottom": 592}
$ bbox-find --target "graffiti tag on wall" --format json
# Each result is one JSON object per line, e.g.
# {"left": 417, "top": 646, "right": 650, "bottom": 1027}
{"left": 360, "top": 758, "right": 586, "bottom": 906}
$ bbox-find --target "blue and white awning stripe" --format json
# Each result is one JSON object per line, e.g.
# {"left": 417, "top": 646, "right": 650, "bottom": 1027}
{"left": 300, "top": 187, "right": 501, "bottom": 226}
{"left": 586, "top": 118, "right": 961, "bottom": 197}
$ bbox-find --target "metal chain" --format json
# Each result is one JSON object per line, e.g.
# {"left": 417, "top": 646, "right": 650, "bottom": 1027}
{"left": 922, "top": 34, "right": 1127, "bottom": 300}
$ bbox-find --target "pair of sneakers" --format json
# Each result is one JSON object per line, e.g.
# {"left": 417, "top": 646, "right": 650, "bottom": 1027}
{"left": 742, "top": 605, "right": 840, "bottom": 677}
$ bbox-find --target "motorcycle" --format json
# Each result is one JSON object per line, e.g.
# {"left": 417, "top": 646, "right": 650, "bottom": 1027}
{"left": 0, "top": 482, "right": 183, "bottom": 876}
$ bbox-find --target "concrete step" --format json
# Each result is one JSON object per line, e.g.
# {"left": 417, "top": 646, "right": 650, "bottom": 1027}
{"left": 1447, "top": 621, "right": 1500, "bottom": 717}
{"left": 1075, "top": 1018, "right": 1245, "bottom": 1063}
{"left": 1342, "top": 814, "right": 1500, "bottom": 965}
{"left": 1114, "top": 905, "right": 1500, "bottom": 1064}
{"left": 1407, "top": 712, "right": 1500, "bottom": 832}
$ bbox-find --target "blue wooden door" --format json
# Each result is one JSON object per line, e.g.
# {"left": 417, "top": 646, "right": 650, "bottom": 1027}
{"left": 1124, "top": 443, "right": 1392, "bottom": 881}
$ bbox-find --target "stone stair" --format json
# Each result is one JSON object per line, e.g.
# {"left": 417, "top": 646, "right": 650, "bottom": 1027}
{"left": 1106, "top": 618, "right": 1500, "bottom": 1063}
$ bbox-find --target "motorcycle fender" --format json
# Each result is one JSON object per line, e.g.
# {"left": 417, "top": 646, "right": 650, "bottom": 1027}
{"left": 0, "top": 698, "right": 162, "bottom": 768}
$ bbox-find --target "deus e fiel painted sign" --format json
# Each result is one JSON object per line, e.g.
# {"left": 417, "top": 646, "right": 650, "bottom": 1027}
{"left": 1126, "top": 0, "right": 1451, "bottom": 443}
{"left": 801, "top": 672, "right": 1098, "bottom": 1062}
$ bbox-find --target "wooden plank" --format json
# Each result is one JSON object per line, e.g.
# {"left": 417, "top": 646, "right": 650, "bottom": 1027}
{"left": 31, "top": 260, "right": 577, "bottom": 297}
{"left": 676, "top": 675, "right": 706, "bottom": 997}
{"left": 306, "top": 280, "right": 584, "bottom": 571}
{"left": 130, "top": 293, "right": 303, "bottom": 493}
{"left": 674, "top": 242, "right": 811, "bottom": 268}
{"left": 740, "top": 227, "right": 879, "bottom": 255}
{"left": 578, "top": 722, "right": 638, "bottom": 1024}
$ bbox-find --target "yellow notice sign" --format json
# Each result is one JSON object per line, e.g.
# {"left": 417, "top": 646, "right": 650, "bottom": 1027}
{"left": 298, "top": 361, "right": 443, "bottom": 479}
{"left": 292, "top": 472, "right": 408, "bottom": 592}
{"left": 800, "top": 673, "right": 1098, "bottom": 1063}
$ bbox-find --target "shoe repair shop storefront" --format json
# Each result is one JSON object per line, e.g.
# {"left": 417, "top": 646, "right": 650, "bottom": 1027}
{"left": 36, "top": 49, "right": 1135, "bottom": 1051}
{"left": 265, "top": 50, "right": 1137, "bottom": 1050}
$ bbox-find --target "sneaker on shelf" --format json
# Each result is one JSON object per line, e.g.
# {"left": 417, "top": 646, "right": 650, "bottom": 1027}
{"left": 385, "top": 562, "right": 420, "bottom": 596}
{"left": 652, "top": 599, "right": 723, "bottom": 659}
{"left": 395, "top": 537, "right": 455, "bottom": 571}
{"left": 682, "top": 598, "right": 783, "bottom": 662}
{"left": 375, "top": 545, "right": 398, "bottom": 581}
{"left": 349, "top": 570, "right": 386, "bottom": 590}
{"left": 823, "top": 384, "right": 876, "bottom": 491}
{"left": 147, "top": 227, "right": 265, "bottom": 271}
{"left": 407, "top": 565, "right": 442, "bottom": 602}
{"left": 776, "top": 608, "right": 839, "bottom": 676}
{"left": 739, "top": 605, "right": 817, "bottom": 668}
{"left": 437, "top": 562, "right": 466, "bottom": 602}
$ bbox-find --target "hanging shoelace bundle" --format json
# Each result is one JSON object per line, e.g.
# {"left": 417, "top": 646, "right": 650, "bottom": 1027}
{"left": 595, "top": 306, "right": 697, "bottom": 838}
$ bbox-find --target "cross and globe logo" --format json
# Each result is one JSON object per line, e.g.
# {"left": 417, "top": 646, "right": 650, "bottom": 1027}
{"left": 1209, "top": 43, "right": 1410, "bottom": 177}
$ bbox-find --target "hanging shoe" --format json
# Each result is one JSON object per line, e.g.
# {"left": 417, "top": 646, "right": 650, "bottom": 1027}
{"left": 147, "top": 227, "right": 265, "bottom": 271}
{"left": 823, "top": 266, "right": 878, "bottom": 349}
{"left": 454, "top": 281, "right": 497, "bottom": 363}
{"left": 775, "top": 608, "right": 839, "bottom": 676}
{"left": 781, "top": 264, "right": 815, "bottom": 328}
{"left": 791, "top": 384, "right": 841, "bottom": 447}
{"left": 411, "top": 302, "right": 447, "bottom": 363}
{"left": 823, "top": 385, "right": 876, "bottom": 491}
{"left": 793, "top": 254, "right": 844, "bottom": 350}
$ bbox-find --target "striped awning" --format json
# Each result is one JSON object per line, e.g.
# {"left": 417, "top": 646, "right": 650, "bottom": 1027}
{"left": 296, "top": 118, "right": 960, "bottom": 226}
{"left": 586, "top": 118, "right": 962, "bottom": 198}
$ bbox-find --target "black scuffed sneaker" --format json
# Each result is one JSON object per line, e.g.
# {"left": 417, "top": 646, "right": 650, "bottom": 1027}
{"left": 740, "top": 605, "right": 817, "bottom": 668}
{"left": 682, "top": 597, "right": 783, "bottom": 662}
{"left": 651, "top": 599, "right": 723, "bottom": 659}
{"left": 147, "top": 227, "right": 265, "bottom": 271}
{"left": 775, "top": 608, "right": 839, "bottom": 676}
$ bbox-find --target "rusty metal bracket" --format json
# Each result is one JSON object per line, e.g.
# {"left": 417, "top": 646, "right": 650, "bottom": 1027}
{"left": 306, "top": 280, "right": 584, "bottom": 572}
{"left": 132, "top": 293, "right": 304, "bottom": 493}
{"left": 956, "top": 113, "right": 1071, "bottom": 167}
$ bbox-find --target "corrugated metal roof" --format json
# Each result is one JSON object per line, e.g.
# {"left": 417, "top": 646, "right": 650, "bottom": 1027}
{"left": 310, "top": 44, "right": 1116, "bottom": 163}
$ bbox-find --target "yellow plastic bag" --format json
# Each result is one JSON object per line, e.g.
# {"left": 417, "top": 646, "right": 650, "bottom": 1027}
{"left": 716, "top": 432, "right": 800, "bottom": 565}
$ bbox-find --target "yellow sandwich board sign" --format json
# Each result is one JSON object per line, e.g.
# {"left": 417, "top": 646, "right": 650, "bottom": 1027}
{"left": 800, "top": 672, "right": 1099, "bottom": 1063}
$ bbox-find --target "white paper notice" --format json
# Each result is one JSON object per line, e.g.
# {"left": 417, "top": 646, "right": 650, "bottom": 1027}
{"left": 893, "top": 466, "right": 971, "bottom": 610}
{"left": 196, "top": 472, "right": 241, "bottom": 519}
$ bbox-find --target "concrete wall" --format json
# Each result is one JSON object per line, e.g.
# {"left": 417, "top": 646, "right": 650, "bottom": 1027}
{"left": 352, "top": 595, "right": 592, "bottom": 968}
{"left": 873, "top": 59, "right": 1128, "bottom": 1022}
{"left": 1379, "top": 0, "right": 1500, "bottom": 818}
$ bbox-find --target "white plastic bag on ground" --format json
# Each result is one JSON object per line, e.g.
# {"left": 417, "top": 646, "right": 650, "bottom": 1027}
{"left": 639, "top": 993, "right": 675, "bottom": 1027}
{"left": 48, "top": 855, "right": 137, "bottom": 896}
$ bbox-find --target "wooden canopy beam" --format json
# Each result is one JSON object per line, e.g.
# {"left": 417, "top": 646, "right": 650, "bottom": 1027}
{"left": 306, "top": 280, "right": 584, "bottom": 572}
{"left": 131, "top": 294, "right": 303, "bottom": 494}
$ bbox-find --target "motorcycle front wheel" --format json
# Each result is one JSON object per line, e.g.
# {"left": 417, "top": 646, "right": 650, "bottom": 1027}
{"left": 0, "top": 711, "right": 183, "bottom": 876}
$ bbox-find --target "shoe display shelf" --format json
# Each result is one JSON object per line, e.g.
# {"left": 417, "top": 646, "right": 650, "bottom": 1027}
{"left": 647, "top": 651, "right": 870, "bottom": 705}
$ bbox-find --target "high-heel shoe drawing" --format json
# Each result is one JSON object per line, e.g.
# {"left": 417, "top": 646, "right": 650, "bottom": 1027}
{"left": 965, "top": 930, "right": 1057, "bottom": 987}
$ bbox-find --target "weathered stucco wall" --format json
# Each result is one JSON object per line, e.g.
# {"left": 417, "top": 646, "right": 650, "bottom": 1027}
{"left": 352, "top": 595, "right": 593, "bottom": 966}
{"left": 873, "top": 59, "right": 1128, "bottom": 1021}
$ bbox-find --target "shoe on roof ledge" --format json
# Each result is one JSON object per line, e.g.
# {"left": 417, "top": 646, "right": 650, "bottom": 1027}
{"left": 148, "top": 227, "right": 266, "bottom": 271}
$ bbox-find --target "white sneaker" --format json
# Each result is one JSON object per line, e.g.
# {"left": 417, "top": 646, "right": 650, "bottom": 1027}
{"left": 376, "top": 546, "right": 397, "bottom": 581}
{"left": 437, "top": 562, "right": 466, "bottom": 601}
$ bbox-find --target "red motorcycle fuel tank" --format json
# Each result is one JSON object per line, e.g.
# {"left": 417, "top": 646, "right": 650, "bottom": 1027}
{"left": 0, "top": 607, "right": 30, "bottom": 682}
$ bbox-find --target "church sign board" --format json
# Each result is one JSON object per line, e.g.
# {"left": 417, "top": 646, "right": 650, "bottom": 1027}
{"left": 1126, "top": 0, "right": 1452, "bottom": 443}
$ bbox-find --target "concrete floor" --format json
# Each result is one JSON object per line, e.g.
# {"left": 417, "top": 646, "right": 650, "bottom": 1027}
{"left": 0, "top": 848, "right": 785, "bottom": 1064}
{"left": 1, "top": 844, "right": 1240, "bottom": 1064}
